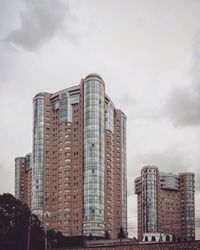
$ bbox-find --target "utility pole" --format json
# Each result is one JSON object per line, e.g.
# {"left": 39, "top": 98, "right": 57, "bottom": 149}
{"left": 159, "top": 231, "right": 162, "bottom": 250}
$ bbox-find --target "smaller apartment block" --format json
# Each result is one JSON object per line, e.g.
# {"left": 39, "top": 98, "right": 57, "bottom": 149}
{"left": 15, "top": 153, "right": 32, "bottom": 208}
{"left": 135, "top": 166, "right": 195, "bottom": 241}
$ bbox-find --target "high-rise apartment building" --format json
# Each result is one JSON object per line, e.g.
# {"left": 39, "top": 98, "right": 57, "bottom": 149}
{"left": 135, "top": 166, "right": 195, "bottom": 241}
{"left": 15, "top": 153, "right": 32, "bottom": 208}
{"left": 30, "top": 73, "right": 127, "bottom": 238}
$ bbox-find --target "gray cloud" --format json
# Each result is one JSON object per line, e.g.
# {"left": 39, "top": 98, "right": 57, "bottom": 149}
{"left": 165, "top": 85, "right": 200, "bottom": 126}
{"left": 118, "top": 93, "right": 137, "bottom": 106}
{"left": 0, "top": 161, "right": 14, "bottom": 194}
{"left": 6, "top": 0, "right": 74, "bottom": 51}
{"left": 165, "top": 31, "right": 200, "bottom": 127}
{"left": 134, "top": 149, "right": 191, "bottom": 175}
{"left": 192, "top": 31, "right": 200, "bottom": 95}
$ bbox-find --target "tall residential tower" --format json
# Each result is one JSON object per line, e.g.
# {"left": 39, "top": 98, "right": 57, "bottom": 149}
{"left": 31, "top": 73, "right": 127, "bottom": 238}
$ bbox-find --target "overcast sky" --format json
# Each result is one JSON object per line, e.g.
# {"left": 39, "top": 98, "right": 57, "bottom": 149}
{"left": 0, "top": 0, "right": 200, "bottom": 238}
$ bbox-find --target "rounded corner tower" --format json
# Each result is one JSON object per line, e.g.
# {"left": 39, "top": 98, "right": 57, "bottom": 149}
{"left": 83, "top": 73, "right": 106, "bottom": 237}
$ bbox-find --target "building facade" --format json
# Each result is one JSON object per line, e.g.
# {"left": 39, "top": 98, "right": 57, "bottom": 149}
{"left": 15, "top": 153, "right": 32, "bottom": 208}
{"left": 135, "top": 166, "right": 195, "bottom": 241}
{"left": 30, "top": 73, "right": 127, "bottom": 238}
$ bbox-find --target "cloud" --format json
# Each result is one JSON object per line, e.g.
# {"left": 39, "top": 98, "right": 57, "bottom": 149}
{"left": 165, "top": 85, "right": 200, "bottom": 126}
{"left": 118, "top": 93, "right": 137, "bottom": 106}
{"left": 0, "top": 161, "right": 14, "bottom": 194}
{"left": 6, "top": 0, "right": 75, "bottom": 51}
{"left": 165, "top": 30, "right": 200, "bottom": 127}
{"left": 192, "top": 31, "right": 200, "bottom": 95}
{"left": 134, "top": 148, "right": 191, "bottom": 175}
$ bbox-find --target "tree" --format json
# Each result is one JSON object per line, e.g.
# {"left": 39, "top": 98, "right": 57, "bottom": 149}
{"left": 105, "top": 230, "right": 110, "bottom": 239}
{"left": 30, "top": 214, "right": 45, "bottom": 250}
{"left": 88, "top": 233, "right": 93, "bottom": 240}
{"left": 0, "top": 193, "right": 44, "bottom": 250}
{"left": 117, "top": 226, "right": 126, "bottom": 239}
{"left": 47, "top": 229, "right": 57, "bottom": 248}
{"left": 133, "top": 236, "right": 138, "bottom": 242}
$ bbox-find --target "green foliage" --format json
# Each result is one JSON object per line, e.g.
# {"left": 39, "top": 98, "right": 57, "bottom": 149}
{"left": 0, "top": 193, "right": 44, "bottom": 250}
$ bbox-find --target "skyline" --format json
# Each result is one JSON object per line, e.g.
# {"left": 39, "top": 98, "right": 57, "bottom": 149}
{"left": 0, "top": 0, "right": 200, "bottom": 238}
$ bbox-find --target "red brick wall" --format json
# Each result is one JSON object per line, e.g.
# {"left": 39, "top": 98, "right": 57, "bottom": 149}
{"left": 60, "top": 240, "right": 200, "bottom": 250}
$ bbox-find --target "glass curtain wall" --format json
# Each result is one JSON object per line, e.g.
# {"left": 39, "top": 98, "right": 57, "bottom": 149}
{"left": 105, "top": 102, "right": 114, "bottom": 133}
{"left": 185, "top": 174, "right": 195, "bottom": 240}
{"left": 83, "top": 78, "right": 105, "bottom": 237}
{"left": 59, "top": 95, "right": 80, "bottom": 123}
{"left": 142, "top": 167, "right": 157, "bottom": 233}
{"left": 32, "top": 96, "right": 44, "bottom": 219}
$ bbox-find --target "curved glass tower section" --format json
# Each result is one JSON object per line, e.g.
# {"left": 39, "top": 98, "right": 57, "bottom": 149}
{"left": 32, "top": 95, "right": 44, "bottom": 219}
{"left": 83, "top": 75, "right": 105, "bottom": 237}
{"left": 142, "top": 166, "right": 158, "bottom": 233}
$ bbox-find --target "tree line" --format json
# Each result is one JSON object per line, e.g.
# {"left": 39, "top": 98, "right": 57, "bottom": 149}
{"left": 0, "top": 193, "right": 126, "bottom": 250}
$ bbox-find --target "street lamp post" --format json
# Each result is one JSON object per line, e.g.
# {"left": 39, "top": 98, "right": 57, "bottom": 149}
{"left": 43, "top": 212, "right": 51, "bottom": 250}
{"left": 27, "top": 213, "right": 31, "bottom": 250}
